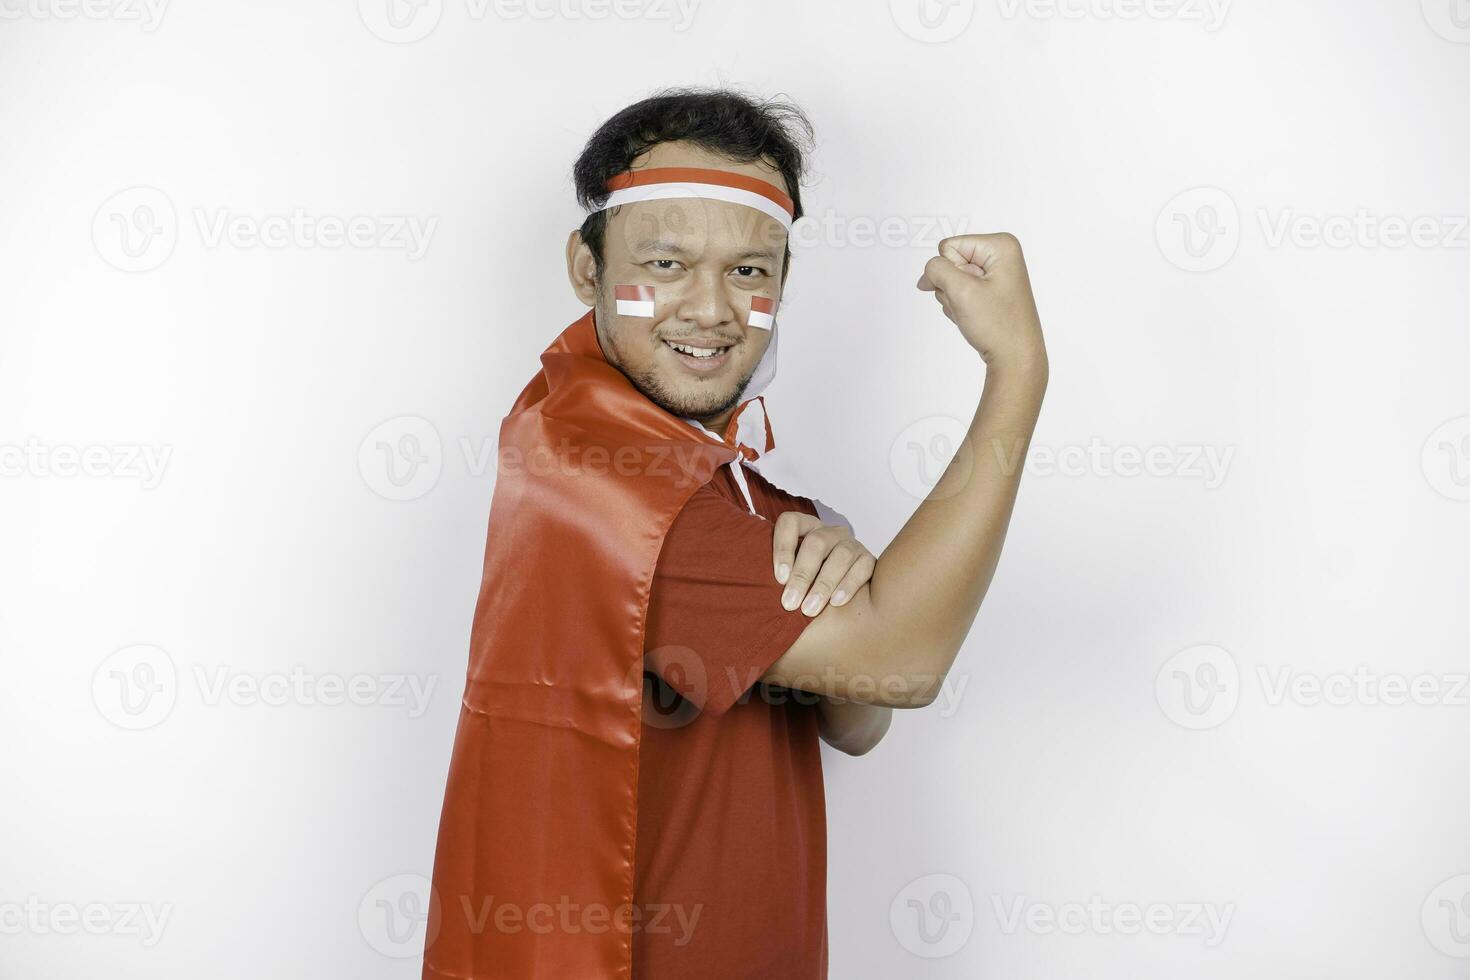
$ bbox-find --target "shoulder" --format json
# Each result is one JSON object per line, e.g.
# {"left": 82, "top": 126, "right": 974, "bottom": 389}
{"left": 743, "top": 468, "right": 819, "bottom": 522}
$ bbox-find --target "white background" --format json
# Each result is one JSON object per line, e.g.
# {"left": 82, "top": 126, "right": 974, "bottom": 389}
{"left": 2, "top": 0, "right": 1468, "bottom": 977}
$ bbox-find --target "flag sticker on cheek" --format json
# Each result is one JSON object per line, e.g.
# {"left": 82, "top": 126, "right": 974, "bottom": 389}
{"left": 747, "top": 295, "right": 777, "bottom": 330}
{"left": 615, "top": 284, "right": 655, "bottom": 318}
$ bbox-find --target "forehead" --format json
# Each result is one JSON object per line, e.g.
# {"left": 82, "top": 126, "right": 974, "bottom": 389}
{"left": 611, "top": 199, "right": 785, "bottom": 261}
{"left": 605, "top": 141, "right": 791, "bottom": 261}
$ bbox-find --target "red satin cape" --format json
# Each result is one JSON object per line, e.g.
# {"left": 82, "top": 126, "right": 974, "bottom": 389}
{"left": 423, "top": 309, "right": 758, "bottom": 979}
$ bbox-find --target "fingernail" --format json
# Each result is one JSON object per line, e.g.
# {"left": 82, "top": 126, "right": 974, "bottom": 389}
{"left": 831, "top": 590, "right": 847, "bottom": 606}
{"left": 776, "top": 563, "right": 790, "bottom": 584}
{"left": 802, "top": 594, "right": 824, "bottom": 616}
{"left": 782, "top": 588, "right": 799, "bottom": 610}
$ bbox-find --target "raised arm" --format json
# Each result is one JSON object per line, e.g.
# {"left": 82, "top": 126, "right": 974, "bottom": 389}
{"left": 762, "top": 233, "right": 1049, "bottom": 708}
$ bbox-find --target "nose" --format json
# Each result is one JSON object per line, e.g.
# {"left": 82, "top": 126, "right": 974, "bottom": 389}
{"left": 673, "top": 268, "right": 737, "bottom": 332}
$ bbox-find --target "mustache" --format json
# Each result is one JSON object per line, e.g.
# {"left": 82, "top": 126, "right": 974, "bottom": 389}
{"left": 658, "top": 333, "right": 743, "bottom": 346}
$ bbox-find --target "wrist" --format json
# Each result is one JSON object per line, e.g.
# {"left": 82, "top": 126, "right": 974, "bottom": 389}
{"left": 983, "top": 343, "right": 1049, "bottom": 387}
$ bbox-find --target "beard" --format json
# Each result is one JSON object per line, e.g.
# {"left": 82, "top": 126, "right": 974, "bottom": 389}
{"left": 621, "top": 354, "right": 756, "bottom": 425}
{"left": 595, "top": 305, "right": 758, "bottom": 425}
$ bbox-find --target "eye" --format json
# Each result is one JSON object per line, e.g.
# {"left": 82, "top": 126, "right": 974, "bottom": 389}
{"left": 647, "top": 259, "right": 682, "bottom": 271}
{"left": 733, "top": 265, "right": 766, "bottom": 278}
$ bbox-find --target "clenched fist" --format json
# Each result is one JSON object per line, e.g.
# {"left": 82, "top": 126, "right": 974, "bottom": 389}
{"left": 917, "top": 233, "right": 1047, "bottom": 372}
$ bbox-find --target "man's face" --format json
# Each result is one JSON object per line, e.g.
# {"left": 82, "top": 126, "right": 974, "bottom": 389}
{"left": 577, "top": 144, "right": 789, "bottom": 428}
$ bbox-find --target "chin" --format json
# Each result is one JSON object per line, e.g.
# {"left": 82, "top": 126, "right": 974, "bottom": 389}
{"left": 662, "top": 382, "right": 744, "bottom": 419}
{"left": 635, "top": 370, "right": 746, "bottom": 423}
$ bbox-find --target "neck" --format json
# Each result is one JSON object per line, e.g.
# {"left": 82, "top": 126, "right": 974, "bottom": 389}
{"left": 697, "top": 406, "right": 738, "bottom": 438}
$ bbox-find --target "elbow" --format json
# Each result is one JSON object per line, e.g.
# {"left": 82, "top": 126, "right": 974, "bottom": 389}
{"left": 826, "top": 733, "right": 880, "bottom": 757}
{"left": 862, "top": 673, "right": 945, "bottom": 709}
{"left": 822, "top": 712, "right": 893, "bottom": 756}
{"left": 873, "top": 640, "right": 958, "bottom": 709}
{"left": 887, "top": 682, "right": 941, "bottom": 709}
{"left": 899, "top": 686, "right": 940, "bottom": 709}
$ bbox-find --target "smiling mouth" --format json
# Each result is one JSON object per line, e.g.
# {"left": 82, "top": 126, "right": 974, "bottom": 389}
{"left": 663, "top": 339, "right": 734, "bottom": 360}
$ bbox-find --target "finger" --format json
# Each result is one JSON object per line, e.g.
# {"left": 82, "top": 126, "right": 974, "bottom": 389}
{"left": 781, "top": 526, "right": 844, "bottom": 611}
{"left": 772, "top": 511, "right": 822, "bottom": 584}
{"left": 829, "top": 552, "right": 876, "bottom": 607}
{"left": 802, "top": 540, "right": 866, "bottom": 617}
{"left": 937, "top": 237, "right": 990, "bottom": 278}
{"left": 939, "top": 233, "right": 1021, "bottom": 279}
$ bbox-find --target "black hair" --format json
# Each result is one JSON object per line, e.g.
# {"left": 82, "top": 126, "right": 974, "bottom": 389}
{"left": 571, "top": 86, "right": 814, "bottom": 279}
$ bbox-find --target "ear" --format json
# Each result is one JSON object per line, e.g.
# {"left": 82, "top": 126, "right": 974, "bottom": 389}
{"left": 566, "top": 230, "right": 600, "bottom": 307}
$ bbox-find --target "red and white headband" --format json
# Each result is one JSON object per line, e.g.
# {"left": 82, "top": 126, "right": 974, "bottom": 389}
{"left": 591, "top": 166, "right": 795, "bottom": 233}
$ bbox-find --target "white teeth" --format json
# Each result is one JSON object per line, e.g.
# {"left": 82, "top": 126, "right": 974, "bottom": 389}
{"left": 667, "top": 341, "right": 728, "bottom": 359}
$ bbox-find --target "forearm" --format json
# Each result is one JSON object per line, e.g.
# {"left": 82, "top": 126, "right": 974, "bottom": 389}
{"left": 816, "top": 696, "right": 892, "bottom": 755}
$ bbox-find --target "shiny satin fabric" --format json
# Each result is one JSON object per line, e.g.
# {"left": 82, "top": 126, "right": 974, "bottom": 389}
{"left": 424, "top": 309, "right": 767, "bottom": 979}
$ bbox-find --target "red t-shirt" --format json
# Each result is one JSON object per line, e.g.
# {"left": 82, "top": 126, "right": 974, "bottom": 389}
{"left": 631, "top": 462, "right": 828, "bottom": 980}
